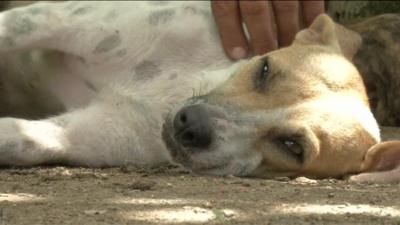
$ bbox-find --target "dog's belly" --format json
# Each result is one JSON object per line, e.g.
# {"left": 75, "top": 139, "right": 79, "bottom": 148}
{"left": 1, "top": 0, "right": 236, "bottom": 118}
{"left": 53, "top": 1, "right": 234, "bottom": 108}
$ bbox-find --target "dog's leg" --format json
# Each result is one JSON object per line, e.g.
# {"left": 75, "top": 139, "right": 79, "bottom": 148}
{"left": 0, "top": 1, "right": 120, "bottom": 57}
{"left": 0, "top": 117, "right": 65, "bottom": 165}
{"left": 0, "top": 96, "right": 171, "bottom": 167}
{"left": 0, "top": 2, "right": 66, "bottom": 52}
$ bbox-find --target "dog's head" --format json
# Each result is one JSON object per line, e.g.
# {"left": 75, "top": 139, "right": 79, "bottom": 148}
{"left": 162, "top": 14, "right": 400, "bottom": 180}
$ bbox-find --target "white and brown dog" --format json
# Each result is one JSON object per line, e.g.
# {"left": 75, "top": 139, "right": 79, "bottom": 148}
{"left": 0, "top": 1, "right": 399, "bottom": 182}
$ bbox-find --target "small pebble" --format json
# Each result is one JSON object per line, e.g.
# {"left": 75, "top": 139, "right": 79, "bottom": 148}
{"left": 129, "top": 180, "right": 156, "bottom": 191}
{"left": 222, "top": 209, "right": 235, "bottom": 218}
{"left": 294, "top": 177, "right": 318, "bottom": 184}
{"left": 84, "top": 209, "right": 107, "bottom": 215}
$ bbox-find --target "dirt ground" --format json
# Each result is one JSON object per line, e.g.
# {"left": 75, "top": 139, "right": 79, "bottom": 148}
{"left": 0, "top": 128, "right": 398, "bottom": 225}
{"left": 0, "top": 129, "right": 398, "bottom": 225}
{"left": 0, "top": 164, "right": 398, "bottom": 225}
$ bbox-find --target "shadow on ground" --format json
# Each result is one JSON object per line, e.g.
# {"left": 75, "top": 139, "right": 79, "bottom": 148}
{"left": 0, "top": 165, "right": 398, "bottom": 225}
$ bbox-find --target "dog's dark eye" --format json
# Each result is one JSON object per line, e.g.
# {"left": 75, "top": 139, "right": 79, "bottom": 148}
{"left": 277, "top": 138, "right": 304, "bottom": 162}
{"left": 254, "top": 59, "right": 269, "bottom": 89}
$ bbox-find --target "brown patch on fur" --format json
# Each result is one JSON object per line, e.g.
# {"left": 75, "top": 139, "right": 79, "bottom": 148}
{"left": 299, "top": 120, "right": 378, "bottom": 178}
{"left": 211, "top": 44, "right": 369, "bottom": 113}
{"left": 360, "top": 141, "right": 400, "bottom": 172}
{"left": 208, "top": 15, "right": 380, "bottom": 178}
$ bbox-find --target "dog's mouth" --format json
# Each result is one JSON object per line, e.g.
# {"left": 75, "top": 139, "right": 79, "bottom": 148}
{"left": 161, "top": 113, "right": 216, "bottom": 172}
{"left": 161, "top": 100, "right": 231, "bottom": 173}
{"left": 161, "top": 120, "right": 191, "bottom": 167}
{"left": 161, "top": 101, "right": 261, "bottom": 176}
{"left": 161, "top": 124, "right": 238, "bottom": 175}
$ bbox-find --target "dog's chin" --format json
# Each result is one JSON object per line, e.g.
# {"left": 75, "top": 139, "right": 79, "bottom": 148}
{"left": 161, "top": 100, "right": 260, "bottom": 177}
{"left": 162, "top": 120, "right": 229, "bottom": 175}
{"left": 161, "top": 126, "right": 253, "bottom": 177}
{"left": 161, "top": 117, "right": 193, "bottom": 168}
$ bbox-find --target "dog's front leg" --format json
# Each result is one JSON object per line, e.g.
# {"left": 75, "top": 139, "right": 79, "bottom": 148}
{"left": 0, "top": 2, "right": 66, "bottom": 52}
{"left": 0, "top": 2, "right": 116, "bottom": 57}
{"left": 0, "top": 99, "right": 170, "bottom": 167}
{"left": 0, "top": 117, "right": 66, "bottom": 165}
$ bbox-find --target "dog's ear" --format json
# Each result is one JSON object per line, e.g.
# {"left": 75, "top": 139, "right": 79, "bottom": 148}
{"left": 294, "top": 14, "right": 361, "bottom": 61}
{"left": 348, "top": 141, "right": 400, "bottom": 183}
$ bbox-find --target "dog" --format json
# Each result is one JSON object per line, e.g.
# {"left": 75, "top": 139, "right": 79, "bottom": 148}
{"left": 0, "top": 1, "right": 399, "bottom": 182}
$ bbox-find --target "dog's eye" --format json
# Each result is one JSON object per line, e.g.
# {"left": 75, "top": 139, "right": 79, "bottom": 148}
{"left": 278, "top": 138, "right": 304, "bottom": 162}
{"left": 254, "top": 59, "right": 269, "bottom": 89}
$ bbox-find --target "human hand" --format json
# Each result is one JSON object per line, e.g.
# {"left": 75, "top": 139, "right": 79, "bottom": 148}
{"left": 211, "top": 1, "right": 325, "bottom": 60}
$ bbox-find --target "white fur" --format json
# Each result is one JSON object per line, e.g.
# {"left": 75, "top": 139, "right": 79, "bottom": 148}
{"left": 0, "top": 1, "right": 238, "bottom": 166}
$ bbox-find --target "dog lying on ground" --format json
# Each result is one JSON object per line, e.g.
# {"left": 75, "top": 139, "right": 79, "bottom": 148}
{"left": 0, "top": 1, "right": 399, "bottom": 182}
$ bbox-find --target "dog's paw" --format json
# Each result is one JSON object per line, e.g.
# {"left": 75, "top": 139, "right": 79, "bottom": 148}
{"left": 0, "top": 118, "right": 65, "bottom": 166}
{"left": 0, "top": 138, "right": 35, "bottom": 166}
{"left": 347, "top": 168, "right": 400, "bottom": 183}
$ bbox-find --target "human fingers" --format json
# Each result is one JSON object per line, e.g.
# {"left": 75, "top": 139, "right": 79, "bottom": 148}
{"left": 272, "top": 1, "right": 300, "bottom": 47}
{"left": 301, "top": 0, "right": 325, "bottom": 27}
{"left": 211, "top": 1, "right": 249, "bottom": 60}
{"left": 239, "top": 1, "right": 277, "bottom": 55}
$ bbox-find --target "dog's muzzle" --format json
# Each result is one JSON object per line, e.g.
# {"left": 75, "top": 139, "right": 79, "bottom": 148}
{"left": 173, "top": 104, "right": 213, "bottom": 149}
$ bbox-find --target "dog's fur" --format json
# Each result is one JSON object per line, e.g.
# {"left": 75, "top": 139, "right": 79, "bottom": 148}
{"left": 350, "top": 14, "right": 400, "bottom": 126}
{"left": 0, "top": 1, "right": 399, "bottom": 182}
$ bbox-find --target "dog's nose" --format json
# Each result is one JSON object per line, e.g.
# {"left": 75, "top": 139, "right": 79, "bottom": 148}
{"left": 173, "top": 104, "right": 212, "bottom": 148}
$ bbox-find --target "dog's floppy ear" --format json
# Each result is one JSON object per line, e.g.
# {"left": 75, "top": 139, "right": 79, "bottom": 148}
{"left": 349, "top": 141, "right": 400, "bottom": 183}
{"left": 294, "top": 14, "right": 361, "bottom": 61}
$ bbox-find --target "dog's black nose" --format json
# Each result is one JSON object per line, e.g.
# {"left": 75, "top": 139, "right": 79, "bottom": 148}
{"left": 173, "top": 104, "right": 212, "bottom": 149}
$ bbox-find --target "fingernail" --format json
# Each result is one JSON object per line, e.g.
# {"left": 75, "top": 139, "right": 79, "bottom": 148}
{"left": 230, "top": 47, "right": 247, "bottom": 60}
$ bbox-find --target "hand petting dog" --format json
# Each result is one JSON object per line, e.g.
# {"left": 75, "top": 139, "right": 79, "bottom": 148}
{"left": 211, "top": 1, "right": 325, "bottom": 59}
